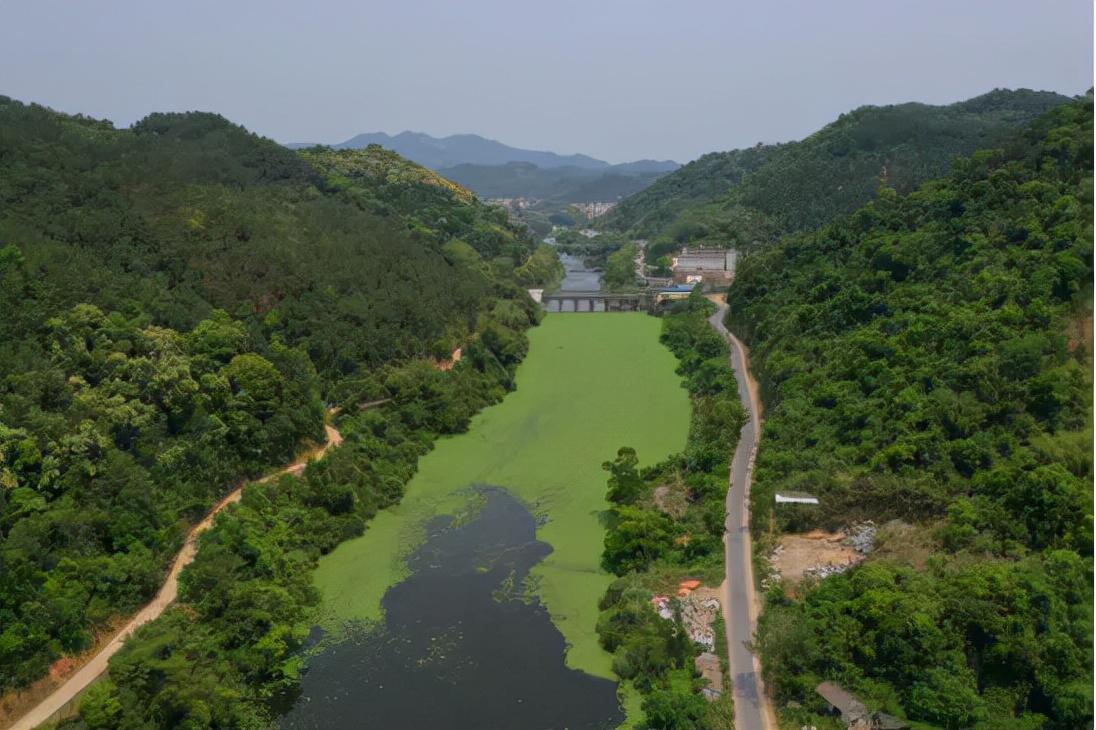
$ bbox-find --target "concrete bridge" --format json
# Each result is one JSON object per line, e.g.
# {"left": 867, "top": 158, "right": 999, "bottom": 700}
{"left": 541, "top": 290, "right": 650, "bottom": 312}
{"left": 542, "top": 287, "right": 699, "bottom": 312}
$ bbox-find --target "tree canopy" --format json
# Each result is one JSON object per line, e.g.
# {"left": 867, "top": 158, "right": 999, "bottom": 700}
{"left": 0, "top": 95, "right": 550, "bottom": 713}
{"left": 729, "top": 95, "right": 1093, "bottom": 729}
{"left": 602, "top": 89, "right": 1074, "bottom": 252}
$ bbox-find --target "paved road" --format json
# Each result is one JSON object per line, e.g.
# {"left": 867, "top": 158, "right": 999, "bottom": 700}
{"left": 708, "top": 302, "right": 773, "bottom": 730}
{"left": 8, "top": 423, "right": 344, "bottom": 730}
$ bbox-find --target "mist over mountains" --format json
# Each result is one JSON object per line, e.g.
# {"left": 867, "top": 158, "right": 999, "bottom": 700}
{"left": 286, "top": 130, "right": 678, "bottom": 173}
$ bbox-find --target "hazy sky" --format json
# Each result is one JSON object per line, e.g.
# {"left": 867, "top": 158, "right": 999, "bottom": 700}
{"left": 1, "top": 1, "right": 1091, "bottom": 162}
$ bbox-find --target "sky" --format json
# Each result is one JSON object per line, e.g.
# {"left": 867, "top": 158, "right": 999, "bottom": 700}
{"left": 0, "top": 0, "right": 1092, "bottom": 163}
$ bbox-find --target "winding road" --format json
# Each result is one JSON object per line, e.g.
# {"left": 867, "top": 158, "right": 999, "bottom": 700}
{"left": 7, "top": 422, "right": 344, "bottom": 730}
{"left": 708, "top": 301, "right": 775, "bottom": 730}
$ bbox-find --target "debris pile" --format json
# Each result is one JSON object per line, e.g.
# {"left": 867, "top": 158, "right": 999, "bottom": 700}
{"left": 761, "top": 553, "right": 782, "bottom": 591}
{"left": 651, "top": 583, "right": 726, "bottom": 700}
{"left": 652, "top": 582, "right": 722, "bottom": 653}
{"left": 765, "top": 522, "right": 878, "bottom": 587}
{"left": 803, "top": 561, "right": 857, "bottom": 580}
{"left": 844, "top": 521, "right": 876, "bottom": 553}
{"left": 694, "top": 651, "right": 723, "bottom": 700}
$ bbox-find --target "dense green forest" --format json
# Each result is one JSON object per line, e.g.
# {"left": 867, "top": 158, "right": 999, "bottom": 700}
{"left": 0, "top": 96, "right": 548, "bottom": 708}
{"left": 601, "top": 242, "right": 641, "bottom": 292}
{"left": 727, "top": 96, "right": 1093, "bottom": 728}
{"left": 603, "top": 89, "right": 1072, "bottom": 254}
{"left": 68, "top": 329, "right": 538, "bottom": 728}
{"left": 597, "top": 290, "right": 746, "bottom": 729}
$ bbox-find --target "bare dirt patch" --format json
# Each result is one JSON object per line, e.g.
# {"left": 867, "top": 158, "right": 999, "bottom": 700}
{"left": 0, "top": 615, "right": 124, "bottom": 728}
{"left": 433, "top": 347, "right": 463, "bottom": 371}
{"left": 1067, "top": 312, "right": 1093, "bottom": 356}
{"left": 871, "top": 519, "right": 938, "bottom": 569}
{"left": 47, "top": 659, "right": 77, "bottom": 684}
{"left": 770, "top": 529, "right": 864, "bottom": 584}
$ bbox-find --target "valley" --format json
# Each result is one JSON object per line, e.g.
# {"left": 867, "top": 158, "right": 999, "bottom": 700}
{"left": 0, "top": 70, "right": 1090, "bottom": 730}
{"left": 286, "top": 130, "right": 679, "bottom": 238}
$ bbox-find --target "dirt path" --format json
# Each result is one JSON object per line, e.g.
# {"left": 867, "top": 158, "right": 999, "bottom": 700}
{"left": 6, "top": 420, "right": 344, "bottom": 730}
{"left": 707, "top": 300, "right": 776, "bottom": 730}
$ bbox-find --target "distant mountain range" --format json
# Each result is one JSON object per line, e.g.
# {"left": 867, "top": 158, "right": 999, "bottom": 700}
{"left": 286, "top": 130, "right": 678, "bottom": 173}
{"left": 286, "top": 131, "right": 679, "bottom": 205}
{"left": 436, "top": 161, "right": 669, "bottom": 203}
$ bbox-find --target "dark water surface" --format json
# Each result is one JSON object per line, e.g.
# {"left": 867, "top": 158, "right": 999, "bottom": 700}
{"left": 558, "top": 253, "right": 602, "bottom": 292}
{"left": 280, "top": 488, "right": 622, "bottom": 730}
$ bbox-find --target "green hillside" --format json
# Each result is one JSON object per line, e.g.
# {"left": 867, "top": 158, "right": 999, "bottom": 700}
{"left": 0, "top": 97, "right": 545, "bottom": 700}
{"left": 728, "top": 96, "right": 1093, "bottom": 728}
{"left": 603, "top": 89, "right": 1073, "bottom": 249}
{"left": 438, "top": 161, "right": 669, "bottom": 202}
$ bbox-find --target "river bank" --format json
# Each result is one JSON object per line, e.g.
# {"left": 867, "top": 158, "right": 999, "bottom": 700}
{"left": 295, "top": 314, "right": 690, "bottom": 725}
{"left": 283, "top": 487, "right": 623, "bottom": 729}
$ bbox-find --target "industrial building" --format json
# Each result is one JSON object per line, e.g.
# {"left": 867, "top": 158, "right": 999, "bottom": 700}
{"left": 671, "top": 248, "right": 737, "bottom": 285}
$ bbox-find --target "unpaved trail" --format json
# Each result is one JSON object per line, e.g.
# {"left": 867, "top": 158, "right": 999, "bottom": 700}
{"left": 7, "top": 420, "right": 344, "bottom": 730}
{"left": 707, "top": 300, "right": 776, "bottom": 730}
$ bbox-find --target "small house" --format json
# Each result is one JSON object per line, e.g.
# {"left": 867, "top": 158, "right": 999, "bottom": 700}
{"left": 815, "top": 682, "right": 910, "bottom": 730}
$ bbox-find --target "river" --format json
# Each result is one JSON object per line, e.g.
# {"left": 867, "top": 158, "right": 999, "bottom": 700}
{"left": 281, "top": 488, "right": 621, "bottom": 729}
{"left": 558, "top": 252, "right": 601, "bottom": 292}
{"left": 281, "top": 286, "right": 689, "bottom": 728}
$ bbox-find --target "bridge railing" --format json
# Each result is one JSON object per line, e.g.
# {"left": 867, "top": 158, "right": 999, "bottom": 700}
{"left": 540, "top": 291, "right": 652, "bottom": 313}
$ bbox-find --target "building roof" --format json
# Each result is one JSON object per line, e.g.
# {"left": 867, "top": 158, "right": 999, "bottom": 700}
{"left": 872, "top": 712, "right": 910, "bottom": 730}
{"left": 775, "top": 491, "right": 820, "bottom": 505}
{"left": 680, "top": 247, "right": 734, "bottom": 255}
{"left": 816, "top": 683, "right": 910, "bottom": 728}
{"left": 816, "top": 682, "right": 868, "bottom": 719}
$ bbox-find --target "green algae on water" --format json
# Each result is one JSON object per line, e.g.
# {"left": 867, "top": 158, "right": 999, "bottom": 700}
{"left": 312, "top": 313, "right": 690, "bottom": 680}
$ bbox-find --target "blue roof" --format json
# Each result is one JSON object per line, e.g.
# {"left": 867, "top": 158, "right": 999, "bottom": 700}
{"left": 658, "top": 286, "right": 695, "bottom": 293}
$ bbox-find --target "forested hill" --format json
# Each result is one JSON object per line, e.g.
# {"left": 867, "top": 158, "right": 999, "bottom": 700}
{"left": 602, "top": 88, "right": 1073, "bottom": 246}
{"left": 728, "top": 96, "right": 1093, "bottom": 728}
{"left": 0, "top": 98, "right": 548, "bottom": 378}
{"left": 0, "top": 97, "right": 547, "bottom": 697}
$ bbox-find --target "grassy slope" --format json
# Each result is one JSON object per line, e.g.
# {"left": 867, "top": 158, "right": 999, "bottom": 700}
{"left": 314, "top": 314, "right": 691, "bottom": 679}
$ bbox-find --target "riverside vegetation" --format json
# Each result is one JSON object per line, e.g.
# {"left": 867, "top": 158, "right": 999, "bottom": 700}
{"left": 0, "top": 96, "right": 556, "bottom": 726}
{"left": 728, "top": 96, "right": 1093, "bottom": 728}
{"left": 80, "top": 337, "right": 539, "bottom": 728}
{"left": 597, "top": 289, "right": 746, "bottom": 729}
